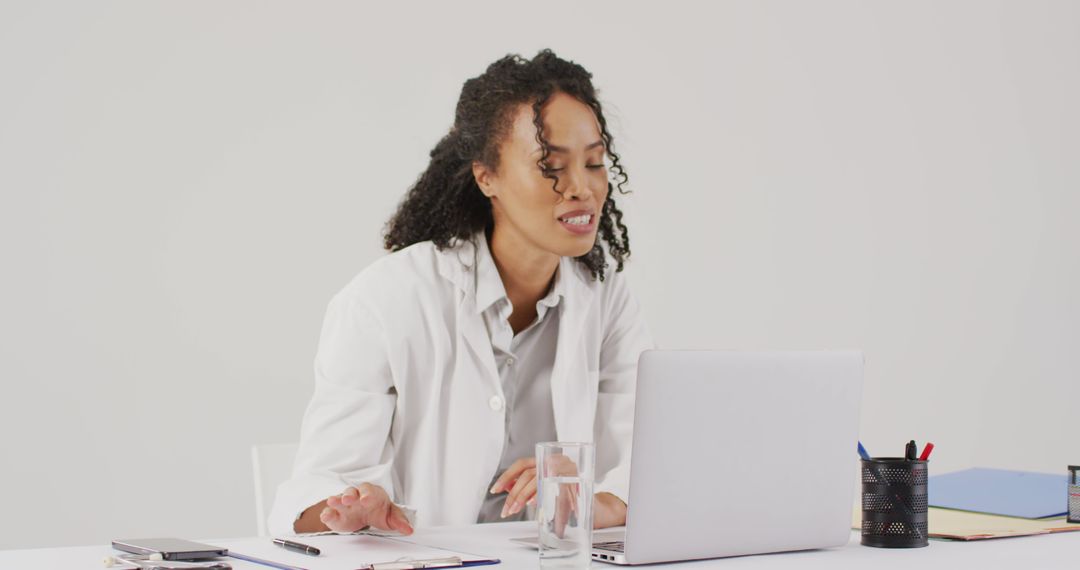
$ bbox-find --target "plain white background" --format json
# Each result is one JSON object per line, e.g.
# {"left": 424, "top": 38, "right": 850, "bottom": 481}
{"left": 1, "top": 0, "right": 1077, "bottom": 550}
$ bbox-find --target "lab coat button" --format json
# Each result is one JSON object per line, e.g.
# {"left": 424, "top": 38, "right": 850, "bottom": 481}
{"left": 506, "top": 357, "right": 515, "bottom": 367}
{"left": 489, "top": 395, "right": 504, "bottom": 412}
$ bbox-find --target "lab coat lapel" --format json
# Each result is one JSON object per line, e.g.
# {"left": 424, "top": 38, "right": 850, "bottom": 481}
{"left": 436, "top": 237, "right": 502, "bottom": 397}
{"left": 551, "top": 259, "right": 597, "bottom": 443}
{"left": 436, "top": 237, "right": 506, "bottom": 520}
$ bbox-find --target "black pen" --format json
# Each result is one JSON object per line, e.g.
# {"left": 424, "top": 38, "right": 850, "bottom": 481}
{"left": 905, "top": 440, "right": 917, "bottom": 461}
{"left": 273, "top": 538, "right": 321, "bottom": 556}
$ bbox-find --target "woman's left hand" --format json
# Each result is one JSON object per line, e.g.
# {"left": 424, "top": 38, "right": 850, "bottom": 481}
{"left": 490, "top": 457, "right": 539, "bottom": 518}
{"left": 490, "top": 457, "right": 627, "bottom": 528}
{"left": 593, "top": 492, "right": 627, "bottom": 528}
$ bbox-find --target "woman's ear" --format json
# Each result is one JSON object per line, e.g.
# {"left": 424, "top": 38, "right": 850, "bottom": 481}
{"left": 472, "top": 161, "right": 497, "bottom": 198}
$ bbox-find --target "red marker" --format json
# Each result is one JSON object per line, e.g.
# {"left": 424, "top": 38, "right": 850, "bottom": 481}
{"left": 918, "top": 442, "right": 935, "bottom": 461}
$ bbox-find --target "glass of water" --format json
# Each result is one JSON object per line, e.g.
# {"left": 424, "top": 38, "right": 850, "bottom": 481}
{"left": 536, "top": 442, "right": 594, "bottom": 569}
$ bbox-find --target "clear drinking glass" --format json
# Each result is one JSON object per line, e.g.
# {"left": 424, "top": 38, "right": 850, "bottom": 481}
{"left": 536, "top": 442, "right": 595, "bottom": 569}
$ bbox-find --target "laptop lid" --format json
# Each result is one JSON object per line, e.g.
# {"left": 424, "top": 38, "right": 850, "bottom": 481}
{"left": 622, "top": 350, "right": 863, "bottom": 565}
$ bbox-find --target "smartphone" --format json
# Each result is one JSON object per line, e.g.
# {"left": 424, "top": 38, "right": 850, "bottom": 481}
{"left": 112, "top": 538, "right": 228, "bottom": 561}
{"left": 118, "top": 559, "right": 231, "bottom": 570}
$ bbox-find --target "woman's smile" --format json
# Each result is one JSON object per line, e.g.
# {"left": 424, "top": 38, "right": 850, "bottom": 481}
{"left": 557, "top": 209, "right": 596, "bottom": 235}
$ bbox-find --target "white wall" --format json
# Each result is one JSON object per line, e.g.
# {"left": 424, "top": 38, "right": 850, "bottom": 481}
{"left": 1, "top": 0, "right": 1077, "bottom": 550}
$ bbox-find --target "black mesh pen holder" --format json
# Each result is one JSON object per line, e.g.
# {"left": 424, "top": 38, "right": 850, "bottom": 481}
{"left": 861, "top": 458, "right": 929, "bottom": 548}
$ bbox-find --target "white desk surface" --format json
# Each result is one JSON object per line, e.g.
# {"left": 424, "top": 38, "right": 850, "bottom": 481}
{"left": 2, "top": 521, "right": 1077, "bottom": 569}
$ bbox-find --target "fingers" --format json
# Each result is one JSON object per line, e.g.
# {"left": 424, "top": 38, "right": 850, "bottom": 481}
{"left": 329, "top": 483, "right": 414, "bottom": 536}
{"left": 502, "top": 467, "right": 537, "bottom": 518}
{"left": 348, "top": 493, "right": 410, "bottom": 536}
{"left": 387, "top": 504, "right": 414, "bottom": 536}
{"left": 321, "top": 484, "right": 393, "bottom": 533}
{"left": 320, "top": 505, "right": 350, "bottom": 532}
{"left": 490, "top": 457, "right": 536, "bottom": 494}
{"left": 321, "top": 494, "right": 360, "bottom": 533}
{"left": 551, "top": 453, "right": 573, "bottom": 476}
{"left": 339, "top": 486, "right": 361, "bottom": 506}
{"left": 554, "top": 484, "right": 573, "bottom": 538}
{"left": 355, "top": 482, "right": 384, "bottom": 500}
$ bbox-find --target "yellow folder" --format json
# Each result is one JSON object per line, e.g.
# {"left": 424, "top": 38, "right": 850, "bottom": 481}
{"left": 853, "top": 507, "right": 1080, "bottom": 540}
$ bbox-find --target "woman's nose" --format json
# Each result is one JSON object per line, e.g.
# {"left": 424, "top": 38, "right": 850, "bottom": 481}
{"left": 561, "top": 166, "right": 594, "bottom": 201}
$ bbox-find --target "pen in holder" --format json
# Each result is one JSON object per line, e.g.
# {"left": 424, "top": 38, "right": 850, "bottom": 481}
{"left": 861, "top": 458, "right": 929, "bottom": 548}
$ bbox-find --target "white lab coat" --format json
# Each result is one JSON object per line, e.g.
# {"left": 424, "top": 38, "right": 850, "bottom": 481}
{"left": 268, "top": 234, "right": 655, "bottom": 535}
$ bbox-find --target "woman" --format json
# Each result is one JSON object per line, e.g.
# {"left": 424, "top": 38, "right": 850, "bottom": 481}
{"left": 268, "top": 49, "right": 654, "bottom": 536}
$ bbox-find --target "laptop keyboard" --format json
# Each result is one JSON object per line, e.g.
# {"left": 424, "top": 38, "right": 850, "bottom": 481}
{"left": 594, "top": 541, "right": 625, "bottom": 553}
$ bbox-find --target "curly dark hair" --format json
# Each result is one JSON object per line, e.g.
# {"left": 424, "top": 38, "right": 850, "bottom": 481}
{"left": 382, "top": 48, "right": 632, "bottom": 281}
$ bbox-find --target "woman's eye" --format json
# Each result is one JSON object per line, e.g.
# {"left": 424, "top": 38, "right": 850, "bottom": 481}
{"left": 542, "top": 165, "right": 605, "bottom": 173}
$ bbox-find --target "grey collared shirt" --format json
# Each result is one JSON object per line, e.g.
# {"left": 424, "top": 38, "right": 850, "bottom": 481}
{"left": 472, "top": 236, "right": 562, "bottom": 524}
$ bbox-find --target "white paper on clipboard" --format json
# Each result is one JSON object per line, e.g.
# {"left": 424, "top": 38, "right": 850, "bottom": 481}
{"left": 216, "top": 534, "right": 496, "bottom": 570}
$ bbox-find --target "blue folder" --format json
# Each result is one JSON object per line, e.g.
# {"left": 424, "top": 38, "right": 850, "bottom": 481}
{"left": 928, "top": 467, "right": 1069, "bottom": 519}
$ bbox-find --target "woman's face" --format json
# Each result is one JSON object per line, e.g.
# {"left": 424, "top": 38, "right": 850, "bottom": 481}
{"left": 473, "top": 91, "right": 609, "bottom": 258}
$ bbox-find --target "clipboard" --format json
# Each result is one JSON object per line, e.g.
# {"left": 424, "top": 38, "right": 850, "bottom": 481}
{"left": 360, "top": 557, "right": 498, "bottom": 569}
{"left": 217, "top": 535, "right": 499, "bottom": 570}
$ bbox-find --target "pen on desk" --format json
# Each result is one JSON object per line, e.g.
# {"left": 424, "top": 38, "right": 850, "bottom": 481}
{"left": 918, "top": 442, "right": 935, "bottom": 461}
{"left": 905, "top": 440, "right": 917, "bottom": 461}
{"left": 857, "top": 441, "right": 871, "bottom": 461}
{"left": 273, "top": 538, "right": 321, "bottom": 556}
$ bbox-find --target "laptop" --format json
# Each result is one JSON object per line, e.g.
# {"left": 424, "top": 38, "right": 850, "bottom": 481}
{"left": 513, "top": 350, "right": 864, "bottom": 565}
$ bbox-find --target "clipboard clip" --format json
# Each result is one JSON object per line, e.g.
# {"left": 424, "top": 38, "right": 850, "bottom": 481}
{"left": 367, "top": 555, "right": 463, "bottom": 570}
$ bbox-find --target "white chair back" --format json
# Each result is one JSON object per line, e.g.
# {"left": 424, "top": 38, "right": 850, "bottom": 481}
{"left": 251, "top": 442, "right": 298, "bottom": 536}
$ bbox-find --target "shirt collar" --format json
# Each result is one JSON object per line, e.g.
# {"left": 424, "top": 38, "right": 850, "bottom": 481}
{"left": 474, "top": 231, "right": 566, "bottom": 315}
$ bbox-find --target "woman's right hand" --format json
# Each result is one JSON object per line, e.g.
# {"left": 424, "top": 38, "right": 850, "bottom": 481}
{"left": 297, "top": 483, "right": 413, "bottom": 535}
